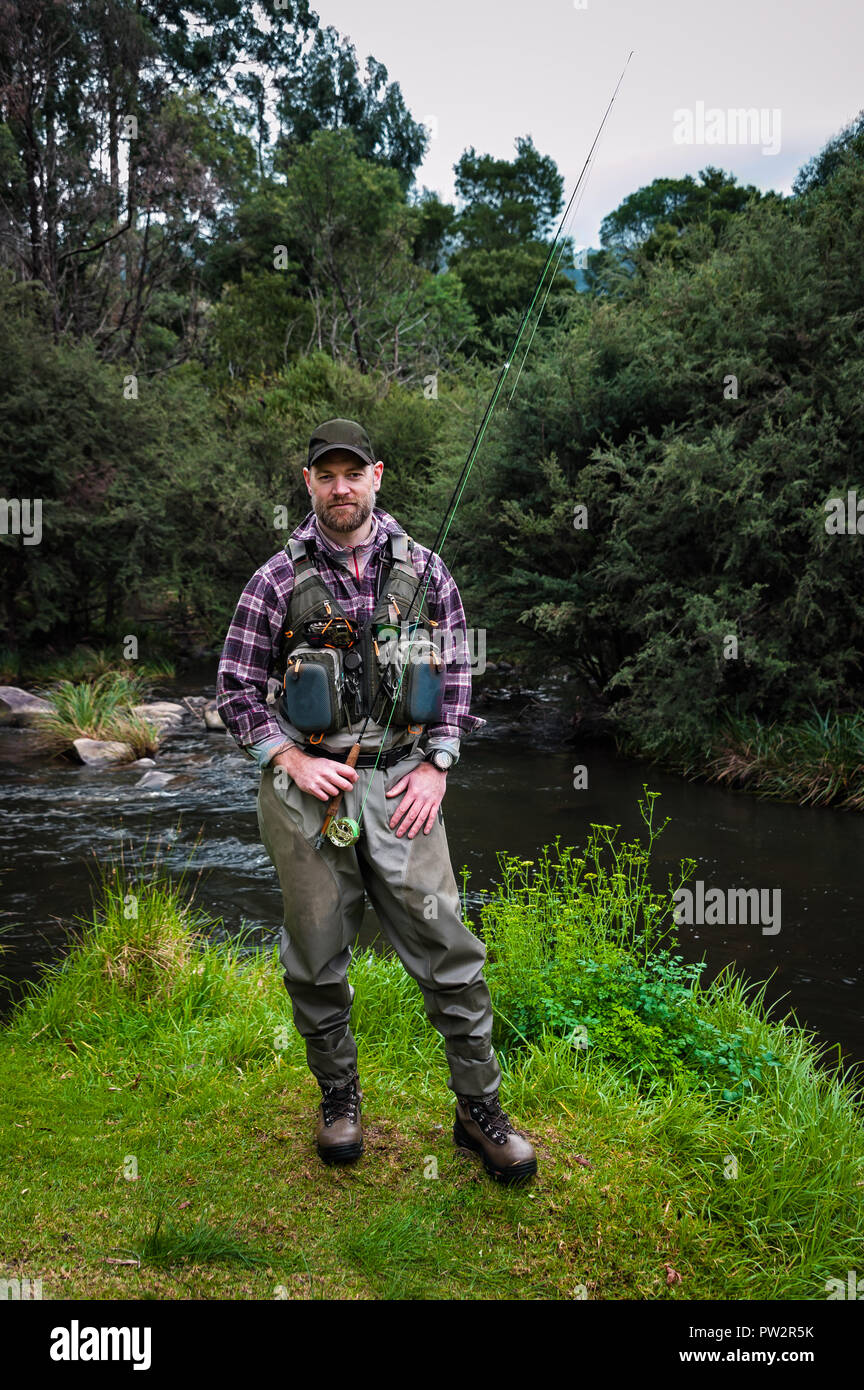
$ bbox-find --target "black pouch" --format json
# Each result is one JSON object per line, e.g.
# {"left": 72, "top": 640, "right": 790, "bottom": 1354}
{"left": 280, "top": 647, "right": 342, "bottom": 733}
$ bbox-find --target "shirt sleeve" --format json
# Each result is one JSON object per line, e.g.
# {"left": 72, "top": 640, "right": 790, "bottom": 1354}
{"left": 216, "top": 566, "right": 288, "bottom": 750}
{"left": 419, "top": 550, "right": 486, "bottom": 745}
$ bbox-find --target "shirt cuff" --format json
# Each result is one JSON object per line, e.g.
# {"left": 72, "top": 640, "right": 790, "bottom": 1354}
{"left": 427, "top": 714, "right": 486, "bottom": 742}
{"left": 245, "top": 733, "right": 296, "bottom": 769}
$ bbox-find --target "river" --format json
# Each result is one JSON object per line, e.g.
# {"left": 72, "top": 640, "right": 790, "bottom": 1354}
{"left": 1, "top": 669, "right": 861, "bottom": 1068}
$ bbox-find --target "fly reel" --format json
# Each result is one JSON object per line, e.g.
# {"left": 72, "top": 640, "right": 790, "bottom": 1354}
{"left": 326, "top": 816, "right": 360, "bottom": 848}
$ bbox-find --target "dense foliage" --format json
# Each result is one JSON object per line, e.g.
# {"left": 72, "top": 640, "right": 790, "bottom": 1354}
{"left": 2, "top": 2, "right": 863, "bottom": 767}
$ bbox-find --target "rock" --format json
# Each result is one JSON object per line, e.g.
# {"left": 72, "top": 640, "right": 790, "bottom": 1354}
{"left": 0, "top": 686, "right": 54, "bottom": 726}
{"left": 203, "top": 701, "right": 225, "bottom": 730}
{"left": 0, "top": 727, "right": 54, "bottom": 761}
{"left": 130, "top": 701, "right": 186, "bottom": 729}
{"left": 72, "top": 737, "right": 136, "bottom": 766}
{"left": 133, "top": 757, "right": 156, "bottom": 768}
{"left": 135, "top": 769, "right": 178, "bottom": 790}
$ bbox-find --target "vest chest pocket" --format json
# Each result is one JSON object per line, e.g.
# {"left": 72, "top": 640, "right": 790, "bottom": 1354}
{"left": 386, "top": 628, "right": 446, "bottom": 727}
{"left": 280, "top": 647, "right": 342, "bottom": 733}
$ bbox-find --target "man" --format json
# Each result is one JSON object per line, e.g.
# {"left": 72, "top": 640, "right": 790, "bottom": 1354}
{"left": 216, "top": 418, "right": 537, "bottom": 1184}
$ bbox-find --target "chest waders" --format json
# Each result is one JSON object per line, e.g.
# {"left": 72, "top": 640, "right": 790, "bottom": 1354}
{"left": 278, "top": 531, "right": 445, "bottom": 848}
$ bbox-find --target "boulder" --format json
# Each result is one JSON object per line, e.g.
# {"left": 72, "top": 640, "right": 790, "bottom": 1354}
{"left": 133, "top": 757, "right": 157, "bottom": 768}
{"left": 73, "top": 737, "right": 136, "bottom": 766}
{"left": 0, "top": 686, "right": 54, "bottom": 726}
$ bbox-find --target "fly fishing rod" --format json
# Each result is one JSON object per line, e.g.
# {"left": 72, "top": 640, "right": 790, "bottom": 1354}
{"left": 315, "top": 53, "right": 634, "bottom": 850}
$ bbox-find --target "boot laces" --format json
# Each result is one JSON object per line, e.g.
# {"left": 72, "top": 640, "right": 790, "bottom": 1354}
{"left": 462, "top": 1093, "right": 516, "bottom": 1145}
{"left": 320, "top": 1078, "right": 360, "bottom": 1127}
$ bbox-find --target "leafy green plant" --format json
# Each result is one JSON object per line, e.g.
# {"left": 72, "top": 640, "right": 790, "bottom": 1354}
{"left": 479, "top": 790, "right": 781, "bottom": 1103}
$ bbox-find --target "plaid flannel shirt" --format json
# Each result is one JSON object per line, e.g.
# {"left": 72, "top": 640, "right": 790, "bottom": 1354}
{"left": 215, "top": 506, "right": 485, "bottom": 767}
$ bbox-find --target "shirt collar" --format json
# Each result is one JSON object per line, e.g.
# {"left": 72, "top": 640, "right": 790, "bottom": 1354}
{"left": 313, "top": 509, "right": 379, "bottom": 559}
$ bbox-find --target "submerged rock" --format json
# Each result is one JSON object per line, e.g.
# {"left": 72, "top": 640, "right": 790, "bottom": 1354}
{"left": 72, "top": 737, "right": 136, "bottom": 766}
{"left": 0, "top": 727, "right": 54, "bottom": 760}
{"left": 135, "top": 769, "right": 178, "bottom": 790}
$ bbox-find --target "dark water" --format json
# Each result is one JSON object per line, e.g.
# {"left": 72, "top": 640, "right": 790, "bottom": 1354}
{"left": 1, "top": 672, "right": 862, "bottom": 1068}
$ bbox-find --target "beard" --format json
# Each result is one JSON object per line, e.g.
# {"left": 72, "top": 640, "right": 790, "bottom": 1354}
{"left": 314, "top": 488, "right": 375, "bottom": 534}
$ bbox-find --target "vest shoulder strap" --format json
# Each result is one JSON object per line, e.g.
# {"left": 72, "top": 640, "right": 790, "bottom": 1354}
{"left": 389, "top": 532, "right": 409, "bottom": 564}
{"left": 286, "top": 537, "right": 313, "bottom": 566}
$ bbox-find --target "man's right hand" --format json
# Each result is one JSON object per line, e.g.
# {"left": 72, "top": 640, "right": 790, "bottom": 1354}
{"left": 271, "top": 745, "right": 358, "bottom": 802}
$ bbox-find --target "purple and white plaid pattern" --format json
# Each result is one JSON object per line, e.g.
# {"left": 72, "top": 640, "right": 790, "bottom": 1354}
{"left": 216, "top": 506, "right": 485, "bottom": 752}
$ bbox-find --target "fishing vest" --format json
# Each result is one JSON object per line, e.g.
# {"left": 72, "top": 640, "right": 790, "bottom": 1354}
{"left": 278, "top": 530, "right": 445, "bottom": 739}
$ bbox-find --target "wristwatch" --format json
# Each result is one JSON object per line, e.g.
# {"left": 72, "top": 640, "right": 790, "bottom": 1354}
{"left": 425, "top": 748, "right": 454, "bottom": 772}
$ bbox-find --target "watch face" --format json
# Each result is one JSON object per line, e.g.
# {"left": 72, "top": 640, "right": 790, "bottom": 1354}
{"left": 432, "top": 751, "right": 453, "bottom": 770}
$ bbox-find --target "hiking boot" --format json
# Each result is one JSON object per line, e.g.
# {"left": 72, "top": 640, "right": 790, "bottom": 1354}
{"left": 315, "top": 1074, "right": 363, "bottom": 1165}
{"left": 454, "top": 1091, "right": 537, "bottom": 1184}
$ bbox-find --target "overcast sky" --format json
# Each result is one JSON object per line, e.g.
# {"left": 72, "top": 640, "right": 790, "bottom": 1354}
{"left": 314, "top": 0, "right": 863, "bottom": 247}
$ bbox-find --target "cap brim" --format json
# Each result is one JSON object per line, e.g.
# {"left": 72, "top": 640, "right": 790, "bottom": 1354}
{"left": 308, "top": 443, "right": 374, "bottom": 469}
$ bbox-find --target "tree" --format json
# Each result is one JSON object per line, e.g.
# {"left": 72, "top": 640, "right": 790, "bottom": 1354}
{"left": 793, "top": 110, "right": 864, "bottom": 195}
{"left": 409, "top": 188, "right": 458, "bottom": 273}
{"left": 453, "top": 134, "right": 563, "bottom": 250}
{"left": 447, "top": 135, "right": 571, "bottom": 352}
{"left": 273, "top": 25, "right": 427, "bottom": 191}
{"left": 203, "top": 132, "right": 475, "bottom": 386}
{"left": 598, "top": 167, "right": 768, "bottom": 259}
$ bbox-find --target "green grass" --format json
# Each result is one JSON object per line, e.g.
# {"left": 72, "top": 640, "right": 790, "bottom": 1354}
{"left": 620, "top": 708, "right": 864, "bottom": 810}
{"left": 1, "top": 814, "right": 862, "bottom": 1301}
{"left": 31, "top": 670, "right": 160, "bottom": 758}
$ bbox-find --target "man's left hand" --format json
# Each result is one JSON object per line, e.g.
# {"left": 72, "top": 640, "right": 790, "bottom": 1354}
{"left": 385, "top": 762, "right": 447, "bottom": 838}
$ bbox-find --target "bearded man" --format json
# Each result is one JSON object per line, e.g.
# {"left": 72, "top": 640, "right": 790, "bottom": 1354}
{"left": 216, "top": 418, "right": 537, "bottom": 1184}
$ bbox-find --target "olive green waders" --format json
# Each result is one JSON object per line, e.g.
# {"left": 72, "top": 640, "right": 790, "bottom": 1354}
{"left": 256, "top": 750, "right": 503, "bottom": 1097}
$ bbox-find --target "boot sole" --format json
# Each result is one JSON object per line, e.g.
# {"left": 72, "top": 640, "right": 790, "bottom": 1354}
{"left": 316, "top": 1139, "right": 363, "bottom": 1165}
{"left": 453, "top": 1117, "right": 537, "bottom": 1185}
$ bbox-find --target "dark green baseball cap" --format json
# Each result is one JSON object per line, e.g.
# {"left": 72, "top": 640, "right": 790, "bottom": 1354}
{"left": 307, "top": 418, "right": 375, "bottom": 469}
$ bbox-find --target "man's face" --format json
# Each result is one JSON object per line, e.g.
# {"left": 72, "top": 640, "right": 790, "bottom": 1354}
{"left": 304, "top": 450, "right": 383, "bottom": 533}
